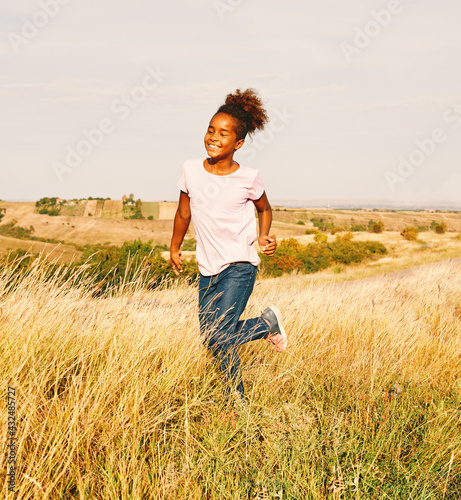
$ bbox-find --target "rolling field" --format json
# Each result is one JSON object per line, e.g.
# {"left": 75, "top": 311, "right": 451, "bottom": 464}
{"left": 0, "top": 202, "right": 461, "bottom": 280}
{"left": 1, "top": 251, "right": 460, "bottom": 498}
{"left": 0, "top": 235, "right": 82, "bottom": 264}
{"left": 272, "top": 207, "right": 461, "bottom": 233}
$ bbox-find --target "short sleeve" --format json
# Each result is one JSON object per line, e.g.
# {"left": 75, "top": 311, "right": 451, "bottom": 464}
{"left": 248, "top": 171, "right": 265, "bottom": 200}
{"left": 177, "top": 163, "right": 188, "bottom": 193}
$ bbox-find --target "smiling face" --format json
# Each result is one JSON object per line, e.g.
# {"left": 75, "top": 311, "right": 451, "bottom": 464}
{"left": 204, "top": 112, "right": 245, "bottom": 161}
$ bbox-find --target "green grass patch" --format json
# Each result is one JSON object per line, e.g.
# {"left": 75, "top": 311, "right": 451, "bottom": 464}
{"left": 141, "top": 202, "right": 159, "bottom": 220}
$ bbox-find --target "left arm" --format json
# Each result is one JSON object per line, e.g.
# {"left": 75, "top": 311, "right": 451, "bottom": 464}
{"left": 253, "top": 191, "right": 277, "bottom": 257}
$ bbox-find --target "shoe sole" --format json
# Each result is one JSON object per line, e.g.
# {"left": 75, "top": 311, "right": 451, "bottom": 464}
{"left": 267, "top": 305, "right": 287, "bottom": 352}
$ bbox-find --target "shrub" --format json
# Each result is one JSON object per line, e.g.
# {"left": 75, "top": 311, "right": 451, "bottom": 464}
{"left": 0, "top": 248, "right": 39, "bottom": 270}
{"left": 311, "top": 217, "right": 335, "bottom": 232}
{"left": 350, "top": 224, "right": 366, "bottom": 232}
{"left": 147, "top": 216, "right": 154, "bottom": 220}
{"left": 77, "top": 239, "right": 198, "bottom": 294}
{"left": 368, "top": 221, "right": 384, "bottom": 233}
{"left": 259, "top": 236, "right": 387, "bottom": 277}
{"left": 336, "top": 232, "right": 354, "bottom": 242}
{"left": 130, "top": 210, "right": 144, "bottom": 219}
{"left": 434, "top": 222, "right": 447, "bottom": 234}
{"left": 296, "top": 220, "right": 305, "bottom": 225}
{"left": 0, "top": 222, "right": 33, "bottom": 239}
{"left": 304, "top": 229, "right": 317, "bottom": 235}
{"left": 401, "top": 226, "right": 419, "bottom": 241}
{"left": 314, "top": 233, "right": 328, "bottom": 244}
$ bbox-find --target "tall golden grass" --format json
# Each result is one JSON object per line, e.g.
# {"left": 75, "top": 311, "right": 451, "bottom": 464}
{"left": 1, "top": 255, "right": 460, "bottom": 499}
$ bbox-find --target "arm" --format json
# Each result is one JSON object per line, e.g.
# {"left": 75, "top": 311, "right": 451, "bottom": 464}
{"left": 170, "top": 190, "right": 191, "bottom": 275}
{"left": 253, "top": 191, "right": 277, "bottom": 257}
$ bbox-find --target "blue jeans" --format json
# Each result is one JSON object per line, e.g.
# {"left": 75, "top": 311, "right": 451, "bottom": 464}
{"left": 198, "top": 262, "right": 269, "bottom": 399}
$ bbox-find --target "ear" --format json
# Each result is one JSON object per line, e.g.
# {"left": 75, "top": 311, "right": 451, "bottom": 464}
{"left": 234, "top": 139, "right": 245, "bottom": 151}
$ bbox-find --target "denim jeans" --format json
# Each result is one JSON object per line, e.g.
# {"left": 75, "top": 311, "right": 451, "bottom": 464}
{"left": 198, "top": 262, "right": 268, "bottom": 399}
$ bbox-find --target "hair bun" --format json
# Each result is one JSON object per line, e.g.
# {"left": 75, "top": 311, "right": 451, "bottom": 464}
{"left": 216, "top": 88, "right": 269, "bottom": 140}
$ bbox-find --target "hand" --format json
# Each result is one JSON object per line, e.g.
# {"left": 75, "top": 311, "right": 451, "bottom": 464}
{"left": 170, "top": 249, "right": 184, "bottom": 275}
{"left": 258, "top": 235, "right": 277, "bottom": 257}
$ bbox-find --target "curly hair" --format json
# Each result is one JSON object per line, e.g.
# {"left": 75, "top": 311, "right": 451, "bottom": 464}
{"left": 215, "top": 88, "right": 269, "bottom": 140}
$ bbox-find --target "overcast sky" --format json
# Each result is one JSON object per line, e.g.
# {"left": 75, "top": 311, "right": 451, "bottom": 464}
{"left": 2, "top": 0, "right": 461, "bottom": 204}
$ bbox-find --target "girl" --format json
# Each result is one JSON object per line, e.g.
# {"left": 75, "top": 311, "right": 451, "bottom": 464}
{"left": 170, "top": 88, "right": 287, "bottom": 409}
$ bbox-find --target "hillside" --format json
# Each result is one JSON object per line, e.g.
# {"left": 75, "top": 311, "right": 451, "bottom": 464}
{"left": 0, "top": 201, "right": 460, "bottom": 267}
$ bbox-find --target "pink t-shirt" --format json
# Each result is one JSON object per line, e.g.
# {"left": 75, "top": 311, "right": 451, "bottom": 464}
{"left": 177, "top": 157, "right": 265, "bottom": 276}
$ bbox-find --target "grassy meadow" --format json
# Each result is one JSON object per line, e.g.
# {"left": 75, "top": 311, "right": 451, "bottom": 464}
{"left": 1, "top": 247, "right": 461, "bottom": 498}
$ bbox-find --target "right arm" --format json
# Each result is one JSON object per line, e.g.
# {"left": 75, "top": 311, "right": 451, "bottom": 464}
{"left": 170, "top": 190, "right": 191, "bottom": 275}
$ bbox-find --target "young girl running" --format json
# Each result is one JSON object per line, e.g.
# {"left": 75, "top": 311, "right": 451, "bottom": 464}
{"left": 170, "top": 88, "right": 287, "bottom": 408}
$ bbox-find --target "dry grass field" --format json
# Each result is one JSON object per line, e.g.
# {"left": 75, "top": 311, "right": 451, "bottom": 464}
{"left": 271, "top": 207, "right": 461, "bottom": 233}
{"left": 0, "top": 236, "right": 80, "bottom": 265}
{"left": 1, "top": 248, "right": 460, "bottom": 498}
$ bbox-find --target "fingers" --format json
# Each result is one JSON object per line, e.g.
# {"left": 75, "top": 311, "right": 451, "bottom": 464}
{"left": 170, "top": 259, "right": 183, "bottom": 275}
{"left": 171, "top": 264, "right": 183, "bottom": 275}
{"left": 261, "top": 237, "right": 277, "bottom": 256}
{"left": 170, "top": 249, "right": 184, "bottom": 275}
{"left": 171, "top": 262, "right": 183, "bottom": 273}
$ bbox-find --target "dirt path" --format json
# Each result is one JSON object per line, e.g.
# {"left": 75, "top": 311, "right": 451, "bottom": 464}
{"left": 334, "top": 257, "right": 461, "bottom": 288}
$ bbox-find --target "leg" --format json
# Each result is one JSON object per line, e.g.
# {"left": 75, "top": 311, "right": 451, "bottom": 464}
{"left": 199, "top": 263, "right": 261, "bottom": 398}
{"left": 233, "top": 316, "right": 269, "bottom": 347}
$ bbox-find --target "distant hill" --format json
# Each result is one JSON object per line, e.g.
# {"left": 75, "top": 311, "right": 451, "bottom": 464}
{"left": 31, "top": 198, "right": 178, "bottom": 221}
{"left": 0, "top": 200, "right": 460, "bottom": 264}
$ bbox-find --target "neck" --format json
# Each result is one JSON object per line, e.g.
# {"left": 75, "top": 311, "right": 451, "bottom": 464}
{"left": 206, "top": 156, "right": 237, "bottom": 173}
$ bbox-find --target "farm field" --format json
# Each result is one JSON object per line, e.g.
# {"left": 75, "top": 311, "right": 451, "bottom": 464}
{"left": 141, "top": 201, "right": 160, "bottom": 219}
{"left": 100, "top": 200, "right": 124, "bottom": 219}
{"left": 1, "top": 244, "right": 460, "bottom": 498}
